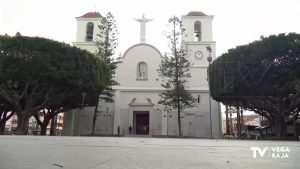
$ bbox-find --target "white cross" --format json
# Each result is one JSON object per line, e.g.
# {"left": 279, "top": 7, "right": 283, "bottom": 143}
{"left": 134, "top": 14, "right": 153, "bottom": 43}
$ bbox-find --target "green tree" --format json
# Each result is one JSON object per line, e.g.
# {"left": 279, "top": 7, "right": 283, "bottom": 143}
{"left": 0, "top": 99, "right": 14, "bottom": 135}
{"left": 91, "top": 12, "right": 119, "bottom": 136}
{"left": 158, "top": 16, "right": 195, "bottom": 137}
{"left": 209, "top": 33, "right": 300, "bottom": 138}
{"left": 0, "top": 35, "right": 107, "bottom": 135}
{"left": 34, "top": 91, "right": 99, "bottom": 135}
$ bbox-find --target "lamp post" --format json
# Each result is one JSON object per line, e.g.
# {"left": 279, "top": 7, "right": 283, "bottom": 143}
{"left": 288, "top": 93, "right": 298, "bottom": 139}
{"left": 163, "top": 109, "right": 172, "bottom": 137}
{"left": 104, "top": 107, "right": 110, "bottom": 136}
{"left": 206, "top": 46, "right": 213, "bottom": 139}
{"left": 81, "top": 92, "right": 86, "bottom": 109}
{"left": 167, "top": 110, "right": 169, "bottom": 137}
{"left": 77, "top": 92, "right": 86, "bottom": 136}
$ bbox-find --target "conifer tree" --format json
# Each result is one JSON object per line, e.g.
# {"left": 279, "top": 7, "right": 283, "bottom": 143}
{"left": 158, "top": 16, "right": 195, "bottom": 137}
{"left": 91, "top": 12, "right": 119, "bottom": 136}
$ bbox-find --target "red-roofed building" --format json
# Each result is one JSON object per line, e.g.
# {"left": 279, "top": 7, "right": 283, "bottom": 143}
{"left": 67, "top": 11, "right": 221, "bottom": 138}
{"left": 187, "top": 11, "right": 207, "bottom": 16}
{"left": 77, "top": 12, "right": 102, "bottom": 18}
{"left": 73, "top": 12, "right": 103, "bottom": 52}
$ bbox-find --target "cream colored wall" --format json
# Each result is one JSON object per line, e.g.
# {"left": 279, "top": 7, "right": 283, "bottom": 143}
{"left": 181, "top": 15, "right": 214, "bottom": 42}
{"left": 117, "top": 91, "right": 162, "bottom": 136}
{"left": 73, "top": 17, "right": 102, "bottom": 55}
{"left": 72, "top": 42, "right": 98, "bottom": 54}
{"left": 103, "top": 89, "right": 220, "bottom": 138}
{"left": 115, "top": 33, "right": 215, "bottom": 90}
{"left": 115, "top": 44, "right": 162, "bottom": 87}
{"left": 68, "top": 12, "right": 222, "bottom": 138}
{"left": 75, "top": 18, "right": 102, "bottom": 42}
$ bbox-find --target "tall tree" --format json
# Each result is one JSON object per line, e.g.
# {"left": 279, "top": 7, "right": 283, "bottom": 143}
{"left": 158, "top": 16, "right": 195, "bottom": 137}
{"left": 0, "top": 35, "right": 107, "bottom": 135}
{"left": 91, "top": 12, "right": 119, "bottom": 136}
{"left": 209, "top": 33, "right": 300, "bottom": 138}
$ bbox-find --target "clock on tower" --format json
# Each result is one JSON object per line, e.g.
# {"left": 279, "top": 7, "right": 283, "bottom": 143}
{"left": 194, "top": 50, "right": 204, "bottom": 60}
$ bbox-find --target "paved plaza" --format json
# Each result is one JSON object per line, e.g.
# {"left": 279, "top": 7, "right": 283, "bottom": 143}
{"left": 0, "top": 136, "right": 299, "bottom": 169}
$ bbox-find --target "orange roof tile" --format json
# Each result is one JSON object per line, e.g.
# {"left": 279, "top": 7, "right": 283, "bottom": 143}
{"left": 78, "top": 12, "right": 102, "bottom": 18}
{"left": 187, "top": 11, "right": 207, "bottom": 16}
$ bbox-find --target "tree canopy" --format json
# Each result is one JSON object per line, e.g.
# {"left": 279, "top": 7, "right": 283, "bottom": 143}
{"left": 96, "top": 12, "right": 119, "bottom": 101}
{"left": 0, "top": 35, "right": 108, "bottom": 134}
{"left": 209, "top": 33, "right": 300, "bottom": 137}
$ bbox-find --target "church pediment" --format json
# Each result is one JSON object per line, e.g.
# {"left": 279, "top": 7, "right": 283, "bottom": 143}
{"left": 119, "top": 43, "right": 163, "bottom": 60}
{"left": 128, "top": 98, "right": 154, "bottom": 106}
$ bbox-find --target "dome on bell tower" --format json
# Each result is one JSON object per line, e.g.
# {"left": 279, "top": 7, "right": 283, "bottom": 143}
{"left": 186, "top": 11, "right": 207, "bottom": 16}
{"left": 77, "top": 12, "right": 102, "bottom": 18}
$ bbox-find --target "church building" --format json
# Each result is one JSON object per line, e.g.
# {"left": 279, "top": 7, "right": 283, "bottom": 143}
{"left": 63, "top": 11, "right": 222, "bottom": 138}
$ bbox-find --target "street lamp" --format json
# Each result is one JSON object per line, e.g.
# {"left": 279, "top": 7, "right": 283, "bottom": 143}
{"left": 104, "top": 107, "right": 111, "bottom": 136}
{"left": 206, "top": 46, "right": 213, "bottom": 139}
{"left": 163, "top": 108, "right": 172, "bottom": 137}
{"left": 77, "top": 92, "right": 86, "bottom": 136}
{"left": 81, "top": 92, "right": 86, "bottom": 109}
{"left": 288, "top": 93, "right": 299, "bottom": 140}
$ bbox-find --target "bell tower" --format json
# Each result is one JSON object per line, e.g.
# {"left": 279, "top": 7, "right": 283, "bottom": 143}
{"left": 181, "top": 11, "right": 221, "bottom": 139}
{"left": 182, "top": 11, "right": 213, "bottom": 42}
{"left": 72, "top": 12, "right": 103, "bottom": 53}
{"left": 181, "top": 11, "right": 215, "bottom": 66}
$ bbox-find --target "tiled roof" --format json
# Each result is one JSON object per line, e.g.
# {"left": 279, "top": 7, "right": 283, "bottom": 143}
{"left": 78, "top": 12, "right": 102, "bottom": 18}
{"left": 187, "top": 11, "right": 207, "bottom": 16}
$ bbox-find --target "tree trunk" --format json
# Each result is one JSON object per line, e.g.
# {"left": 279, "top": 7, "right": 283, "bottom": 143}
{"left": 0, "top": 112, "right": 14, "bottom": 135}
{"left": 293, "top": 116, "right": 298, "bottom": 139}
{"left": 274, "top": 113, "right": 286, "bottom": 138}
{"left": 225, "top": 105, "right": 229, "bottom": 134}
{"left": 39, "top": 117, "right": 51, "bottom": 136}
{"left": 16, "top": 113, "right": 29, "bottom": 135}
{"left": 91, "top": 95, "right": 99, "bottom": 136}
{"left": 230, "top": 110, "right": 233, "bottom": 135}
{"left": 34, "top": 110, "right": 53, "bottom": 136}
{"left": 241, "top": 108, "right": 244, "bottom": 125}
{"left": 236, "top": 105, "right": 241, "bottom": 139}
{"left": 0, "top": 123, "right": 5, "bottom": 135}
{"left": 0, "top": 124, "right": 4, "bottom": 135}
{"left": 0, "top": 112, "right": 7, "bottom": 135}
{"left": 177, "top": 103, "right": 182, "bottom": 137}
{"left": 281, "top": 119, "right": 287, "bottom": 138}
{"left": 40, "top": 124, "right": 47, "bottom": 135}
{"left": 50, "top": 116, "right": 55, "bottom": 136}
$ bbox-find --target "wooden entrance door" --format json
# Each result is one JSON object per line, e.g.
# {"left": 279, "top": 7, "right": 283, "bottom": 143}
{"left": 135, "top": 112, "right": 149, "bottom": 135}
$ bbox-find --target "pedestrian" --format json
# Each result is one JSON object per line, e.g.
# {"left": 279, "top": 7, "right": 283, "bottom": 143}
{"left": 129, "top": 125, "right": 132, "bottom": 135}
{"left": 117, "top": 126, "right": 120, "bottom": 136}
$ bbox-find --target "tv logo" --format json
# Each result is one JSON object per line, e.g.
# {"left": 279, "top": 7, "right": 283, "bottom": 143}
{"left": 250, "top": 147, "right": 268, "bottom": 158}
{"left": 250, "top": 146, "right": 290, "bottom": 159}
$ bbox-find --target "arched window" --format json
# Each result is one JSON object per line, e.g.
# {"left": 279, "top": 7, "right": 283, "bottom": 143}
{"left": 86, "top": 22, "right": 94, "bottom": 41}
{"left": 194, "top": 21, "right": 201, "bottom": 41}
{"left": 137, "top": 62, "right": 147, "bottom": 80}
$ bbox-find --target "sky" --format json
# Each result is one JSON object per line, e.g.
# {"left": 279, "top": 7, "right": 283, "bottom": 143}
{"left": 1, "top": 0, "right": 300, "bottom": 117}
{"left": 1, "top": 0, "right": 300, "bottom": 57}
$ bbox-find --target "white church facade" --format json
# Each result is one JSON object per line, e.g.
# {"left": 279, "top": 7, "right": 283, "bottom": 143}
{"left": 63, "top": 11, "right": 222, "bottom": 138}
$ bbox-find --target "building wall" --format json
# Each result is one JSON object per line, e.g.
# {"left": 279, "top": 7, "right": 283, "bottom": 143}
{"left": 75, "top": 18, "right": 102, "bottom": 43}
{"left": 86, "top": 89, "right": 220, "bottom": 138}
{"left": 73, "top": 17, "right": 102, "bottom": 54}
{"left": 115, "top": 44, "right": 163, "bottom": 87}
{"left": 72, "top": 42, "right": 98, "bottom": 54}
{"left": 181, "top": 15, "right": 214, "bottom": 42}
{"left": 64, "top": 11, "right": 222, "bottom": 138}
